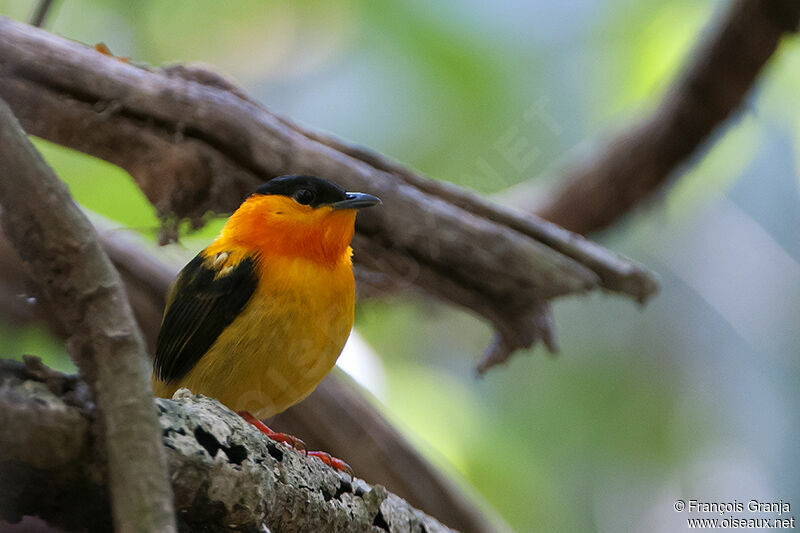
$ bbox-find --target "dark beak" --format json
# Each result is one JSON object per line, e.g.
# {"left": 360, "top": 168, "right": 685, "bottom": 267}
{"left": 332, "top": 192, "right": 381, "bottom": 210}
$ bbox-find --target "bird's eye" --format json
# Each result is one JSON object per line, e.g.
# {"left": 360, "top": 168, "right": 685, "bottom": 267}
{"left": 293, "top": 189, "right": 315, "bottom": 205}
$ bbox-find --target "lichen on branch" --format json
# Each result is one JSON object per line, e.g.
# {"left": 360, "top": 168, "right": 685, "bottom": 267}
{"left": 0, "top": 358, "right": 455, "bottom": 533}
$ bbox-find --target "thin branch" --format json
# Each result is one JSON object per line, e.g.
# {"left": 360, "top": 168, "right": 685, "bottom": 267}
{"left": 0, "top": 16, "right": 658, "bottom": 372}
{"left": 527, "top": 0, "right": 800, "bottom": 234}
{"left": 0, "top": 99, "right": 176, "bottom": 532}
{"left": 0, "top": 358, "right": 456, "bottom": 533}
{"left": 0, "top": 213, "right": 505, "bottom": 533}
{"left": 28, "top": 0, "right": 56, "bottom": 28}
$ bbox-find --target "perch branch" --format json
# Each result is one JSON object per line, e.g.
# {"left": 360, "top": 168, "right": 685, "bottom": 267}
{"left": 0, "top": 358, "right": 455, "bottom": 533}
{"left": 0, "top": 99, "right": 176, "bottom": 532}
{"left": 528, "top": 0, "right": 800, "bottom": 234}
{"left": 0, "top": 16, "right": 658, "bottom": 372}
{"left": 0, "top": 213, "right": 504, "bottom": 533}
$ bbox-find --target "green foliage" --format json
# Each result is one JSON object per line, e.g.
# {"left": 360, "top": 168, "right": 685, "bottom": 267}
{"left": 0, "top": 323, "right": 75, "bottom": 373}
{"left": 32, "top": 139, "right": 160, "bottom": 232}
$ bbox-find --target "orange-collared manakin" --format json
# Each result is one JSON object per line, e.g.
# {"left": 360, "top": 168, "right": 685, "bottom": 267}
{"left": 152, "top": 175, "right": 380, "bottom": 471}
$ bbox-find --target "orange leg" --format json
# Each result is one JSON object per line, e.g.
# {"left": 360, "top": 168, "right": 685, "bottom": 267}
{"left": 238, "top": 411, "right": 353, "bottom": 475}
{"left": 307, "top": 451, "right": 353, "bottom": 476}
{"left": 238, "top": 411, "right": 305, "bottom": 451}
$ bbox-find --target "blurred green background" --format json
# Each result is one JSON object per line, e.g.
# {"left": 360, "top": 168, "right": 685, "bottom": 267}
{"left": 1, "top": 1, "right": 799, "bottom": 531}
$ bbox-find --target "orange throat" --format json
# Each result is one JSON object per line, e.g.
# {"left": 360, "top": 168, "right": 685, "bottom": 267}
{"left": 212, "top": 194, "right": 357, "bottom": 266}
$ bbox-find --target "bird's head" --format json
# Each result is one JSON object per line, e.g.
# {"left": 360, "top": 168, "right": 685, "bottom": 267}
{"left": 222, "top": 175, "right": 380, "bottom": 265}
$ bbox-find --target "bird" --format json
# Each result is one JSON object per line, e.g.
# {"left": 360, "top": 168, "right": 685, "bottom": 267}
{"left": 151, "top": 175, "right": 380, "bottom": 471}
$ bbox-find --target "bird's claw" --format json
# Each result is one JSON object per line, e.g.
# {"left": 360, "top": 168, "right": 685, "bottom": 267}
{"left": 237, "top": 411, "right": 306, "bottom": 452}
{"left": 308, "top": 451, "right": 354, "bottom": 476}
{"left": 238, "top": 411, "right": 352, "bottom": 474}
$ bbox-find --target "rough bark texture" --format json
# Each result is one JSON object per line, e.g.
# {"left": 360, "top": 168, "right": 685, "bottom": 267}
{"left": 0, "top": 358, "right": 456, "bottom": 533}
{"left": 528, "top": 0, "right": 800, "bottom": 234}
{"left": 0, "top": 16, "right": 658, "bottom": 373}
{"left": 0, "top": 99, "right": 176, "bottom": 532}
{"left": 0, "top": 215, "right": 505, "bottom": 533}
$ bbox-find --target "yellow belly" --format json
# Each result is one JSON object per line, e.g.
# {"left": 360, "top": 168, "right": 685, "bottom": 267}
{"left": 153, "top": 254, "right": 354, "bottom": 418}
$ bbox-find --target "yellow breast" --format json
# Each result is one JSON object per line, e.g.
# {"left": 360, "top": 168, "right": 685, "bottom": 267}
{"left": 153, "top": 252, "right": 355, "bottom": 418}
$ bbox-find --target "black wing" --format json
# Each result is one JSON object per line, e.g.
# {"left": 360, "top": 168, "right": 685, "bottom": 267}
{"left": 153, "top": 252, "right": 259, "bottom": 383}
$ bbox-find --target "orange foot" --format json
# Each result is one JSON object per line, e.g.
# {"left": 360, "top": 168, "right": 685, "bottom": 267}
{"left": 307, "top": 451, "right": 353, "bottom": 476}
{"left": 238, "top": 411, "right": 352, "bottom": 475}
{"left": 238, "top": 411, "right": 305, "bottom": 451}
{"left": 93, "top": 42, "right": 130, "bottom": 63}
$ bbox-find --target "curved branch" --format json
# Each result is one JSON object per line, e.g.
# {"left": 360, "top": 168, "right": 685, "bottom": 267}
{"left": 0, "top": 99, "right": 176, "bottom": 532}
{"left": 0, "top": 358, "right": 455, "bottom": 533}
{"left": 530, "top": 0, "right": 800, "bottom": 234}
{"left": 0, "top": 16, "right": 658, "bottom": 371}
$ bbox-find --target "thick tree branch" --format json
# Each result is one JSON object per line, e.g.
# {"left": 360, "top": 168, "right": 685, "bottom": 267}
{"left": 0, "top": 358, "right": 455, "bottom": 533}
{"left": 528, "top": 0, "right": 800, "bottom": 234}
{"left": 0, "top": 16, "right": 658, "bottom": 372}
{"left": 0, "top": 99, "right": 176, "bottom": 532}
{"left": 0, "top": 215, "right": 504, "bottom": 533}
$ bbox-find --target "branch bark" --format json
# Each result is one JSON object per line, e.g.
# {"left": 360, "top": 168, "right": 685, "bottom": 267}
{"left": 1, "top": 358, "right": 455, "bottom": 533}
{"left": 0, "top": 214, "right": 505, "bottom": 533}
{"left": 0, "top": 99, "right": 176, "bottom": 532}
{"left": 0, "top": 16, "right": 658, "bottom": 372}
{"left": 528, "top": 0, "right": 800, "bottom": 234}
